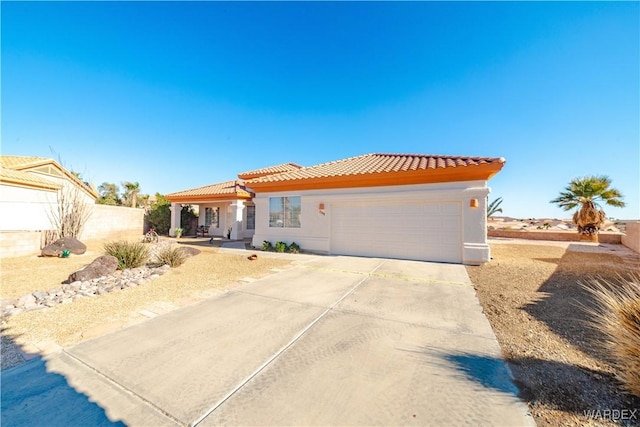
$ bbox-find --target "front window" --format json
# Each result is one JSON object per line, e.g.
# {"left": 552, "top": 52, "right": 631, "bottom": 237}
{"left": 269, "top": 196, "right": 301, "bottom": 228}
{"left": 205, "top": 207, "right": 219, "bottom": 227}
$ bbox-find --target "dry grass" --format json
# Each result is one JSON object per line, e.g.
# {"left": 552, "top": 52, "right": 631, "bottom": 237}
{"left": 468, "top": 242, "right": 640, "bottom": 427}
{"left": 0, "top": 236, "right": 143, "bottom": 299}
{"left": 582, "top": 275, "right": 640, "bottom": 397}
{"left": 1, "top": 239, "right": 291, "bottom": 352}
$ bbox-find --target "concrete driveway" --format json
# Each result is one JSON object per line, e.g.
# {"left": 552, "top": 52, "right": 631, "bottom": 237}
{"left": 2, "top": 255, "right": 534, "bottom": 426}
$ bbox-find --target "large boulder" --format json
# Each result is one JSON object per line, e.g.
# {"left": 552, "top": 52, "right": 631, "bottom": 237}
{"left": 65, "top": 255, "right": 119, "bottom": 283}
{"left": 178, "top": 247, "right": 201, "bottom": 258}
{"left": 42, "top": 237, "right": 87, "bottom": 257}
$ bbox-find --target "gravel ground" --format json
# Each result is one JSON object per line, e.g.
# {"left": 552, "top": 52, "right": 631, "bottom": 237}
{"left": 1, "top": 237, "right": 291, "bottom": 370}
{"left": 3, "top": 235, "right": 640, "bottom": 427}
{"left": 467, "top": 240, "right": 640, "bottom": 427}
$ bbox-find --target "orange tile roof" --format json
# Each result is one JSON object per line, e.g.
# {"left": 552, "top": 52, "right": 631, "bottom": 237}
{"left": 165, "top": 180, "right": 253, "bottom": 202}
{"left": 237, "top": 163, "right": 304, "bottom": 180}
{"left": 246, "top": 153, "right": 505, "bottom": 192}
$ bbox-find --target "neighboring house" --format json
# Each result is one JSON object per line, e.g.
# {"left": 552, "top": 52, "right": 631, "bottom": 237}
{"left": 166, "top": 153, "right": 505, "bottom": 265}
{"left": 0, "top": 156, "right": 98, "bottom": 232}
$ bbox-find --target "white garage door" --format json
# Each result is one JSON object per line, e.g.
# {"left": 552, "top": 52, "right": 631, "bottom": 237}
{"left": 330, "top": 201, "right": 462, "bottom": 263}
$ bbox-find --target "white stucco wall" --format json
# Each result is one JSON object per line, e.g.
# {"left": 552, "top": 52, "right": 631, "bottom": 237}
{"left": 0, "top": 171, "right": 96, "bottom": 232}
{"left": 0, "top": 184, "right": 59, "bottom": 231}
{"left": 251, "top": 181, "right": 492, "bottom": 264}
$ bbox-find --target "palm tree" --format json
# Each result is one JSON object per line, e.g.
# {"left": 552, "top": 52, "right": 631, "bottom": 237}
{"left": 122, "top": 181, "right": 141, "bottom": 208}
{"left": 487, "top": 197, "right": 503, "bottom": 218}
{"left": 550, "top": 175, "right": 625, "bottom": 235}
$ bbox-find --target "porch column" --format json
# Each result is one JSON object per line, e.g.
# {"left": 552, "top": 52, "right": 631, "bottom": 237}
{"left": 229, "top": 200, "right": 245, "bottom": 240}
{"left": 169, "top": 203, "right": 181, "bottom": 237}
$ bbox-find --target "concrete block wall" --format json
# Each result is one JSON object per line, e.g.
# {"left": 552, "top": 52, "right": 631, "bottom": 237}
{"left": 0, "top": 205, "right": 145, "bottom": 258}
{"left": 0, "top": 231, "right": 42, "bottom": 258}
{"left": 80, "top": 205, "right": 145, "bottom": 241}
{"left": 487, "top": 229, "right": 623, "bottom": 244}
{"left": 621, "top": 221, "right": 640, "bottom": 254}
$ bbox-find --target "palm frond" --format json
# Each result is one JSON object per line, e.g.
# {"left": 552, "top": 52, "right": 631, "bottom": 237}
{"left": 487, "top": 197, "right": 504, "bottom": 218}
{"left": 551, "top": 175, "right": 625, "bottom": 213}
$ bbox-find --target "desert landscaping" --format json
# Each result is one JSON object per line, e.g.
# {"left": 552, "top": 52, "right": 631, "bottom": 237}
{"left": 468, "top": 239, "right": 640, "bottom": 426}
{"left": 489, "top": 216, "right": 625, "bottom": 233}
{"left": 2, "top": 228, "right": 639, "bottom": 426}
{"left": 1, "top": 236, "right": 291, "bottom": 369}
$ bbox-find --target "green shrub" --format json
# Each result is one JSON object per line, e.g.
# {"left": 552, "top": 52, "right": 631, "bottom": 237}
{"left": 145, "top": 193, "right": 171, "bottom": 235}
{"left": 181, "top": 205, "right": 197, "bottom": 235}
{"left": 288, "top": 242, "right": 300, "bottom": 253}
{"left": 104, "top": 240, "right": 150, "bottom": 270}
{"left": 582, "top": 274, "right": 640, "bottom": 397}
{"left": 155, "top": 246, "right": 187, "bottom": 267}
{"left": 262, "top": 240, "right": 273, "bottom": 251}
{"left": 274, "top": 241, "right": 288, "bottom": 253}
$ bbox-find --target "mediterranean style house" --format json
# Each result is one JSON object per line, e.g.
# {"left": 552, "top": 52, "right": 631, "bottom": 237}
{"left": 166, "top": 153, "right": 505, "bottom": 265}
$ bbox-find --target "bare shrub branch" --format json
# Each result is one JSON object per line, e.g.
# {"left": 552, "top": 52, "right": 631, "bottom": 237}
{"left": 47, "top": 184, "right": 93, "bottom": 240}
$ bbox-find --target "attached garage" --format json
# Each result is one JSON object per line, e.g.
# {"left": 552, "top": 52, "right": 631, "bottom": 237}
{"left": 248, "top": 153, "right": 506, "bottom": 265}
{"left": 331, "top": 201, "right": 462, "bottom": 263}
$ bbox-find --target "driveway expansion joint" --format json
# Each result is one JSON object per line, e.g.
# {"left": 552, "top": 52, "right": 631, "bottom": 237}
{"left": 329, "top": 306, "right": 501, "bottom": 341}
{"left": 190, "top": 260, "right": 386, "bottom": 427}
{"left": 232, "top": 289, "right": 333, "bottom": 309}
{"left": 301, "top": 264, "right": 471, "bottom": 286}
{"left": 61, "top": 349, "right": 183, "bottom": 426}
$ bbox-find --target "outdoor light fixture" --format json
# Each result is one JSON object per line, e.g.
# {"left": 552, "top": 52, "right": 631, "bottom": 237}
{"left": 319, "top": 203, "right": 325, "bottom": 215}
{"left": 470, "top": 198, "right": 479, "bottom": 208}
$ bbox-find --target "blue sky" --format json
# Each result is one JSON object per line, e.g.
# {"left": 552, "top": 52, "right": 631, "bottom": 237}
{"left": 2, "top": 1, "right": 638, "bottom": 219}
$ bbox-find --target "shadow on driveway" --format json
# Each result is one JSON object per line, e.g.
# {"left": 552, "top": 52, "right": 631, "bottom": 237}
{"left": 2, "top": 356, "right": 125, "bottom": 427}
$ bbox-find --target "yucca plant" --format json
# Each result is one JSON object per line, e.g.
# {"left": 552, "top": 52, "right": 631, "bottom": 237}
{"left": 154, "top": 246, "right": 187, "bottom": 267}
{"left": 104, "top": 240, "right": 150, "bottom": 270}
{"left": 582, "top": 275, "right": 640, "bottom": 397}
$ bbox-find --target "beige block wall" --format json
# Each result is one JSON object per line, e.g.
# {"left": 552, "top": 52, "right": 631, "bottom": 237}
{"left": 0, "top": 231, "right": 43, "bottom": 258}
{"left": 621, "top": 221, "right": 640, "bottom": 254}
{"left": 80, "top": 205, "right": 145, "bottom": 241}
{"left": 487, "top": 229, "right": 623, "bottom": 244}
{"left": 0, "top": 205, "right": 145, "bottom": 258}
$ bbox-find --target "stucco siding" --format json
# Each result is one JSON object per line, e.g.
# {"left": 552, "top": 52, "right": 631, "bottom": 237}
{"left": 0, "top": 184, "right": 58, "bottom": 231}
{"left": 251, "top": 181, "right": 491, "bottom": 264}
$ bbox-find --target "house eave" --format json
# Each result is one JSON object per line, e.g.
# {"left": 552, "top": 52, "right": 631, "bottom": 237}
{"left": 247, "top": 163, "right": 504, "bottom": 193}
{"left": 165, "top": 194, "right": 253, "bottom": 204}
{"left": 0, "top": 178, "right": 61, "bottom": 191}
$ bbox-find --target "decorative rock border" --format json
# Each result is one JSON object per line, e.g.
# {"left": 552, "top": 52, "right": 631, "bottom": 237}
{"left": 1, "top": 264, "right": 171, "bottom": 317}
